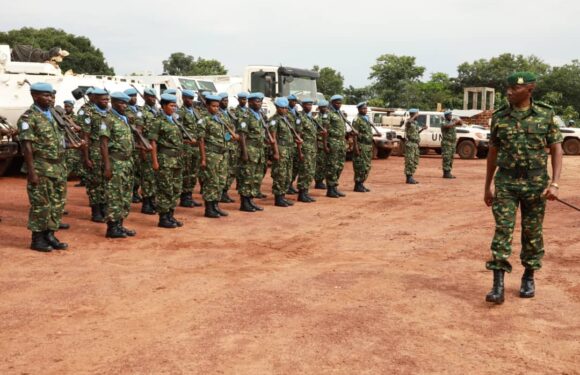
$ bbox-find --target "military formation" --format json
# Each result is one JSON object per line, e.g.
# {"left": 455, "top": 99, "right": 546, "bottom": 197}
{"left": 16, "top": 71, "right": 566, "bottom": 305}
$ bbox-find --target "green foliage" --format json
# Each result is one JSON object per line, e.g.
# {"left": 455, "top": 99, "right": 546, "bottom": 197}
{"left": 162, "top": 52, "right": 227, "bottom": 76}
{"left": 0, "top": 27, "right": 114, "bottom": 75}
{"left": 369, "top": 54, "right": 425, "bottom": 107}
{"left": 313, "top": 65, "right": 344, "bottom": 97}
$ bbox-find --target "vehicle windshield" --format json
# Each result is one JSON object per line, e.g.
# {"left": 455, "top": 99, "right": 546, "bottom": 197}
{"left": 430, "top": 115, "right": 444, "bottom": 128}
{"left": 197, "top": 80, "right": 217, "bottom": 92}
{"left": 281, "top": 75, "right": 317, "bottom": 101}
{"left": 178, "top": 79, "right": 217, "bottom": 93}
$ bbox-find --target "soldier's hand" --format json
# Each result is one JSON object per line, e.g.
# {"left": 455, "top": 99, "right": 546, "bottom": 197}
{"left": 104, "top": 167, "right": 112, "bottom": 181}
{"left": 484, "top": 188, "right": 494, "bottom": 207}
{"left": 273, "top": 152, "right": 280, "bottom": 161}
{"left": 543, "top": 186, "right": 559, "bottom": 201}
{"left": 27, "top": 171, "right": 39, "bottom": 186}
{"left": 242, "top": 153, "right": 249, "bottom": 162}
{"left": 152, "top": 160, "right": 160, "bottom": 171}
{"left": 84, "top": 159, "right": 94, "bottom": 170}
{"left": 200, "top": 159, "right": 206, "bottom": 170}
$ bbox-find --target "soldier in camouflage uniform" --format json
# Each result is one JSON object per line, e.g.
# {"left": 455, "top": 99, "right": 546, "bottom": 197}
{"left": 140, "top": 88, "right": 159, "bottom": 215}
{"left": 123, "top": 88, "right": 144, "bottom": 203}
{"left": 197, "top": 94, "right": 232, "bottom": 218}
{"left": 314, "top": 100, "right": 330, "bottom": 189}
{"left": 237, "top": 92, "right": 267, "bottom": 212}
{"left": 18, "top": 82, "right": 68, "bottom": 252}
{"left": 287, "top": 94, "right": 301, "bottom": 195}
{"left": 352, "top": 102, "right": 375, "bottom": 192}
{"left": 295, "top": 98, "right": 320, "bottom": 203}
{"left": 63, "top": 100, "right": 84, "bottom": 183}
{"left": 404, "top": 109, "right": 424, "bottom": 184}
{"left": 441, "top": 110, "right": 463, "bottom": 179}
{"left": 218, "top": 93, "right": 238, "bottom": 204}
{"left": 484, "top": 72, "right": 563, "bottom": 304}
{"left": 177, "top": 89, "right": 202, "bottom": 208}
{"left": 325, "top": 95, "right": 347, "bottom": 198}
{"left": 269, "top": 97, "right": 298, "bottom": 207}
{"left": 148, "top": 94, "right": 186, "bottom": 228}
{"left": 234, "top": 92, "right": 249, "bottom": 118}
{"left": 80, "top": 88, "right": 110, "bottom": 222}
{"left": 100, "top": 92, "right": 136, "bottom": 238}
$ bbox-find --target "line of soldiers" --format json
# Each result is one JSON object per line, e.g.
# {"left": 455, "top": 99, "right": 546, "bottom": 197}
{"left": 17, "top": 83, "right": 377, "bottom": 251}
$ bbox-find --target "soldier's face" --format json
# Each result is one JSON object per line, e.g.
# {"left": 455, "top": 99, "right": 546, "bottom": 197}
{"left": 239, "top": 98, "right": 247, "bottom": 107}
{"left": 277, "top": 107, "right": 288, "bottom": 115}
{"left": 208, "top": 101, "right": 220, "bottom": 115}
{"left": 303, "top": 103, "right": 313, "bottom": 113}
{"left": 359, "top": 107, "right": 368, "bottom": 115}
{"left": 112, "top": 100, "right": 128, "bottom": 113}
{"left": 95, "top": 95, "right": 110, "bottom": 109}
{"left": 128, "top": 96, "right": 137, "bottom": 105}
{"left": 162, "top": 102, "right": 177, "bottom": 116}
{"left": 289, "top": 99, "right": 297, "bottom": 108}
{"left": 32, "top": 92, "right": 52, "bottom": 109}
{"left": 145, "top": 95, "right": 157, "bottom": 106}
{"left": 507, "top": 84, "right": 534, "bottom": 106}
{"left": 183, "top": 97, "right": 194, "bottom": 107}
{"left": 64, "top": 104, "right": 74, "bottom": 114}
{"left": 332, "top": 101, "right": 342, "bottom": 110}
{"left": 219, "top": 99, "right": 228, "bottom": 109}
{"left": 248, "top": 99, "right": 262, "bottom": 111}
{"left": 445, "top": 114, "right": 452, "bottom": 121}
{"left": 319, "top": 107, "right": 328, "bottom": 113}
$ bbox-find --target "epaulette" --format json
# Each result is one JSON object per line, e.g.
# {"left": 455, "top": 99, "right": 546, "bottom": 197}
{"left": 21, "top": 109, "right": 34, "bottom": 119}
{"left": 533, "top": 101, "right": 553, "bottom": 110}
{"left": 493, "top": 104, "right": 509, "bottom": 117}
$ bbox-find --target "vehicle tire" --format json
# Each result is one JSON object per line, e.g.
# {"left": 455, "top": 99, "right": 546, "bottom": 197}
{"left": 457, "top": 140, "right": 477, "bottom": 159}
{"left": 0, "top": 157, "right": 13, "bottom": 176}
{"left": 563, "top": 138, "right": 580, "bottom": 155}
{"left": 476, "top": 149, "right": 488, "bottom": 159}
{"left": 377, "top": 149, "right": 392, "bottom": 159}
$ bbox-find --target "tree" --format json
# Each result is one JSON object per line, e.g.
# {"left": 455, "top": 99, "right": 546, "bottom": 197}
{"left": 313, "top": 65, "right": 344, "bottom": 97}
{"left": 369, "top": 54, "right": 425, "bottom": 107}
{"left": 162, "top": 52, "right": 227, "bottom": 76}
{"left": 540, "top": 60, "right": 580, "bottom": 115}
{"left": 0, "top": 27, "right": 114, "bottom": 75}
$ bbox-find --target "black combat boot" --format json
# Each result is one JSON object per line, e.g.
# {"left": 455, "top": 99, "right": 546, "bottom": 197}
{"left": 287, "top": 184, "right": 298, "bottom": 195}
{"left": 282, "top": 194, "right": 294, "bottom": 206}
{"left": 132, "top": 186, "right": 142, "bottom": 203}
{"left": 326, "top": 186, "right": 339, "bottom": 198}
{"left": 100, "top": 203, "right": 107, "bottom": 219}
{"left": 120, "top": 219, "right": 136, "bottom": 237}
{"left": 354, "top": 182, "right": 366, "bottom": 192}
{"left": 314, "top": 180, "right": 326, "bottom": 190}
{"left": 169, "top": 209, "right": 183, "bottom": 227}
{"left": 275, "top": 194, "right": 289, "bottom": 207}
{"left": 519, "top": 269, "right": 535, "bottom": 298}
{"left": 214, "top": 202, "right": 229, "bottom": 216}
{"left": 249, "top": 197, "right": 264, "bottom": 211}
{"left": 141, "top": 197, "right": 156, "bottom": 215}
{"left": 204, "top": 201, "right": 220, "bottom": 218}
{"left": 179, "top": 192, "right": 194, "bottom": 208}
{"left": 158, "top": 213, "right": 177, "bottom": 228}
{"left": 59, "top": 222, "right": 70, "bottom": 230}
{"left": 45, "top": 230, "right": 68, "bottom": 250}
{"left": 30, "top": 231, "right": 53, "bottom": 252}
{"left": 362, "top": 184, "right": 371, "bottom": 192}
{"left": 91, "top": 205, "right": 105, "bottom": 223}
{"left": 486, "top": 270, "right": 505, "bottom": 304}
{"left": 240, "top": 196, "right": 256, "bottom": 212}
{"left": 220, "top": 190, "right": 235, "bottom": 203}
{"left": 191, "top": 196, "right": 202, "bottom": 207}
{"left": 443, "top": 171, "right": 456, "bottom": 179}
{"left": 335, "top": 188, "right": 346, "bottom": 197}
{"left": 298, "top": 189, "right": 312, "bottom": 203}
{"left": 406, "top": 175, "right": 419, "bottom": 184}
{"left": 304, "top": 189, "right": 316, "bottom": 202}
{"left": 106, "top": 221, "right": 128, "bottom": 238}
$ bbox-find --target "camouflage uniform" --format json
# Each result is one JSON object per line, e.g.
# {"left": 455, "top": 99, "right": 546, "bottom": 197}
{"left": 65, "top": 146, "right": 83, "bottom": 179}
{"left": 288, "top": 107, "right": 301, "bottom": 185}
{"left": 269, "top": 114, "right": 295, "bottom": 195}
{"left": 237, "top": 109, "right": 267, "bottom": 198}
{"left": 177, "top": 105, "right": 202, "bottom": 195}
{"left": 315, "top": 112, "right": 330, "bottom": 183}
{"left": 197, "top": 115, "right": 228, "bottom": 202}
{"left": 141, "top": 104, "right": 159, "bottom": 200}
{"left": 325, "top": 108, "right": 347, "bottom": 187}
{"left": 404, "top": 120, "right": 421, "bottom": 176}
{"left": 18, "top": 105, "right": 67, "bottom": 231}
{"left": 148, "top": 114, "right": 184, "bottom": 215}
{"left": 296, "top": 112, "right": 318, "bottom": 190}
{"left": 487, "top": 102, "right": 563, "bottom": 272}
{"left": 125, "top": 104, "right": 144, "bottom": 196}
{"left": 352, "top": 114, "right": 374, "bottom": 183}
{"left": 101, "top": 110, "right": 135, "bottom": 222}
{"left": 441, "top": 118, "right": 457, "bottom": 173}
{"left": 81, "top": 105, "right": 109, "bottom": 206}
{"left": 220, "top": 109, "right": 238, "bottom": 192}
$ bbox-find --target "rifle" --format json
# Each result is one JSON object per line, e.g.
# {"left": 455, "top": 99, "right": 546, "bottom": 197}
{"left": 172, "top": 114, "right": 196, "bottom": 143}
{"left": 336, "top": 110, "right": 360, "bottom": 156}
{"left": 312, "top": 115, "right": 330, "bottom": 153}
{"left": 280, "top": 116, "right": 304, "bottom": 161}
{"left": 51, "top": 106, "right": 85, "bottom": 148}
{"left": 258, "top": 113, "right": 275, "bottom": 145}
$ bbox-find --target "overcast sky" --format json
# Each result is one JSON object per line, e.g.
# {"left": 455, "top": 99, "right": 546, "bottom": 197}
{"left": 1, "top": 0, "right": 578, "bottom": 86}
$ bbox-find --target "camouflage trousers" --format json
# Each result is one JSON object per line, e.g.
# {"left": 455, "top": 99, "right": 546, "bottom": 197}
{"left": 315, "top": 146, "right": 328, "bottom": 183}
{"left": 65, "top": 148, "right": 85, "bottom": 180}
{"left": 291, "top": 146, "right": 300, "bottom": 184}
{"left": 132, "top": 149, "right": 141, "bottom": 192}
{"left": 325, "top": 140, "right": 346, "bottom": 188}
{"left": 487, "top": 171, "right": 549, "bottom": 273}
{"left": 156, "top": 154, "right": 182, "bottom": 214}
{"left": 105, "top": 159, "right": 133, "bottom": 222}
{"left": 271, "top": 146, "right": 293, "bottom": 195}
{"left": 27, "top": 175, "right": 66, "bottom": 232}
{"left": 225, "top": 143, "right": 239, "bottom": 191}
{"left": 86, "top": 147, "right": 106, "bottom": 205}
{"left": 140, "top": 153, "right": 157, "bottom": 199}
{"left": 181, "top": 147, "right": 200, "bottom": 194}
{"left": 441, "top": 140, "right": 455, "bottom": 173}
{"left": 201, "top": 151, "right": 227, "bottom": 202}
{"left": 297, "top": 145, "right": 316, "bottom": 190}
{"left": 404, "top": 141, "right": 420, "bottom": 176}
{"left": 238, "top": 145, "right": 266, "bottom": 197}
{"left": 353, "top": 143, "right": 372, "bottom": 183}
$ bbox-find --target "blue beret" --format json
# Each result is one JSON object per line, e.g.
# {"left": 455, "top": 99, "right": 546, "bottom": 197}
{"left": 330, "top": 94, "right": 344, "bottom": 102}
{"left": 408, "top": 108, "right": 419, "bottom": 114}
{"left": 237, "top": 91, "right": 249, "bottom": 99}
{"left": 301, "top": 98, "right": 314, "bottom": 104}
{"left": 163, "top": 88, "right": 177, "bottom": 95}
{"left": 205, "top": 94, "right": 221, "bottom": 102}
{"left": 144, "top": 88, "right": 157, "bottom": 96}
{"left": 110, "top": 92, "right": 131, "bottom": 103}
{"left": 356, "top": 101, "right": 367, "bottom": 108}
{"left": 317, "top": 99, "right": 329, "bottom": 107}
{"left": 64, "top": 99, "right": 75, "bottom": 105}
{"left": 181, "top": 89, "right": 195, "bottom": 98}
{"left": 274, "top": 97, "right": 289, "bottom": 108}
{"left": 160, "top": 94, "right": 177, "bottom": 103}
{"left": 30, "top": 82, "right": 54, "bottom": 93}
{"left": 287, "top": 94, "right": 298, "bottom": 101}
{"left": 91, "top": 87, "right": 108, "bottom": 95}
{"left": 443, "top": 109, "right": 452, "bottom": 116}
{"left": 85, "top": 87, "right": 94, "bottom": 95}
{"left": 124, "top": 88, "right": 138, "bottom": 96}
{"left": 218, "top": 92, "right": 229, "bottom": 99}
{"left": 248, "top": 92, "right": 264, "bottom": 100}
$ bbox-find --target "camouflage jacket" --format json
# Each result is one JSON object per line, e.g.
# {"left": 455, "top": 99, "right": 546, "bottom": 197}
{"left": 352, "top": 114, "right": 374, "bottom": 145}
{"left": 148, "top": 114, "right": 183, "bottom": 152}
{"left": 234, "top": 105, "right": 248, "bottom": 119}
{"left": 219, "top": 109, "right": 237, "bottom": 145}
{"left": 80, "top": 105, "right": 109, "bottom": 149}
{"left": 100, "top": 109, "right": 135, "bottom": 160}
{"left": 327, "top": 107, "right": 346, "bottom": 143}
{"left": 441, "top": 119, "right": 457, "bottom": 144}
{"left": 197, "top": 114, "right": 227, "bottom": 153}
{"left": 237, "top": 109, "right": 266, "bottom": 149}
{"left": 490, "top": 101, "right": 563, "bottom": 170}
{"left": 405, "top": 120, "right": 421, "bottom": 144}
{"left": 269, "top": 113, "right": 295, "bottom": 148}
{"left": 125, "top": 104, "right": 144, "bottom": 128}
{"left": 296, "top": 112, "right": 318, "bottom": 148}
{"left": 316, "top": 111, "right": 331, "bottom": 149}
{"left": 141, "top": 104, "right": 159, "bottom": 135}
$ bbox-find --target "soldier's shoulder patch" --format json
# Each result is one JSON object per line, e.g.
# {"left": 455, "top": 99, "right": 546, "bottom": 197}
{"left": 534, "top": 101, "right": 553, "bottom": 110}
{"left": 197, "top": 119, "right": 204, "bottom": 125}
{"left": 296, "top": 119, "right": 301, "bottom": 124}
{"left": 100, "top": 122, "right": 107, "bottom": 131}
{"left": 137, "top": 111, "right": 143, "bottom": 118}
{"left": 322, "top": 114, "right": 329, "bottom": 119}
{"left": 240, "top": 122, "right": 247, "bottom": 129}
{"left": 78, "top": 109, "right": 85, "bottom": 116}
{"left": 20, "top": 121, "right": 30, "bottom": 130}
{"left": 84, "top": 117, "right": 91, "bottom": 124}
{"left": 270, "top": 120, "right": 276, "bottom": 126}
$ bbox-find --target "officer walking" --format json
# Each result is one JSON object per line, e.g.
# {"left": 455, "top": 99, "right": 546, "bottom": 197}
{"left": 352, "top": 102, "right": 374, "bottom": 192}
{"left": 484, "top": 72, "right": 563, "bottom": 304}
{"left": 404, "top": 108, "right": 424, "bottom": 184}
{"left": 441, "top": 109, "right": 463, "bottom": 179}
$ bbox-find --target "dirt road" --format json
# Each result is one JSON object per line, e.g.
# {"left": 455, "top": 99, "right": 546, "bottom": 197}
{"left": 1, "top": 156, "right": 579, "bottom": 374}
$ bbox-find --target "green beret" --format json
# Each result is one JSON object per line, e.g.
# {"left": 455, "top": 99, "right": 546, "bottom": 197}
{"left": 507, "top": 72, "right": 536, "bottom": 86}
